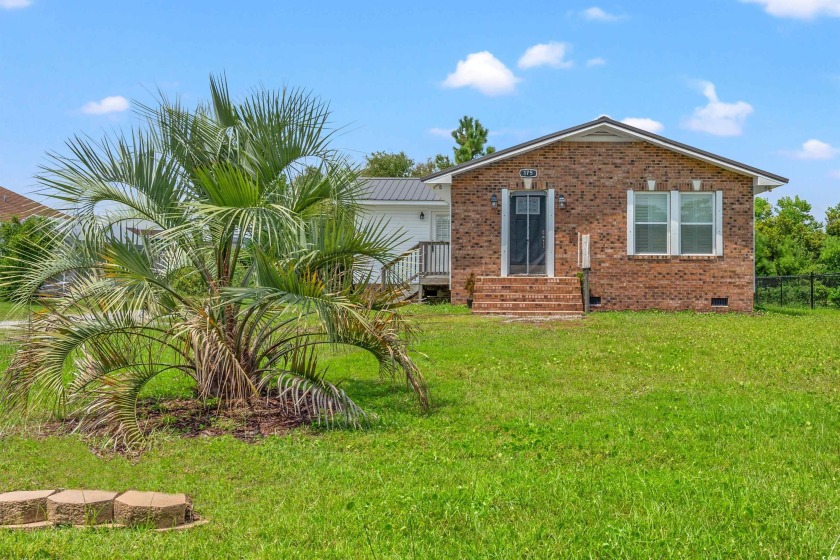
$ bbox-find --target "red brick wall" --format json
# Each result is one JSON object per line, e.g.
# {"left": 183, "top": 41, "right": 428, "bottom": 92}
{"left": 450, "top": 141, "right": 755, "bottom": 312}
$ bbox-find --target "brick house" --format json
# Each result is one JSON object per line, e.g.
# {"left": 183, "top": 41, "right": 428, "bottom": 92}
{"left": 0, "top": 186, "right": 65, "bottom": 222}
{"left": 421, "top": 117, "right": 788, "bottom": 314}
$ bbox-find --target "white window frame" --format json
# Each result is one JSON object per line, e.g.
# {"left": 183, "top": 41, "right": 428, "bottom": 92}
{"left": 431, "top": 211, "right": 450, "bottom": 242}
{"left": 627, "top": 190, "right": 724, "bottom": 257}
{"left": 631, "top": 191, "right": 670, "bottom": 255}
{"left": 679, "top": 192, "right": 715, "bottom": 256}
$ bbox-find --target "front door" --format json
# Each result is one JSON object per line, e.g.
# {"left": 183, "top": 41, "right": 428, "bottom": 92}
{"left": 509, "top": 192, "right": 547, "bottom": 275}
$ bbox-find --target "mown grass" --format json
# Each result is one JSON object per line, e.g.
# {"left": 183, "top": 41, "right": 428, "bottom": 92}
{"left": 0, "top": 301, "right": 40, "bottom": 322}
{"left": 1, "top": 307, "right": 840, "bottom": 558}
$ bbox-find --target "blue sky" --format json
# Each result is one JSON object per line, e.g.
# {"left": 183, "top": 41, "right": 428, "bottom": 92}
{"left": 1, "top": 0, "right": 839, "bottom": 218}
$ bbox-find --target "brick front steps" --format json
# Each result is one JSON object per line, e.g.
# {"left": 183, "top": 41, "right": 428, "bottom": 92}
{"left": 0, "top": 489, "right": 203, "bottom": 531}
{"left": 472, "top": 276, "right": 584, "bottom": 315}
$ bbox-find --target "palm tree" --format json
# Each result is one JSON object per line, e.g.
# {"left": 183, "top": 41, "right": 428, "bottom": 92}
{"left": 0, "top": 76, "right": 428, "bottom": 447}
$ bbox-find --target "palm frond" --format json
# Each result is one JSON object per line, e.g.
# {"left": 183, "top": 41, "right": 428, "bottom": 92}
{"left": 276, "top": 344, "right": 366, "bottom": 428}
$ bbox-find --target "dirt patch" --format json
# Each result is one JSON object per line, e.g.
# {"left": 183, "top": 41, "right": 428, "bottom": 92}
{"left": 139, "top": 397, "right": 312, "bottom": 442}
{"left": 9, "top": 396, "right": 314, "bottom": 452}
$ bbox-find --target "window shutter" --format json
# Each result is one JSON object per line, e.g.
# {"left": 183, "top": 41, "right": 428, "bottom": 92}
{"left": 546, "top": 189, "right": 555, "bottom": 277}
{"left": 626, "top": 190, "right": 635, "bottom": 255}
{"left": 670, "top": 191, "right": 680, "bottom": 256}
{"left": 715, "top": 191, "right": 723, "bottom": 256}
{"left": 501, "top": 189, "right": 509, "bottom": 276}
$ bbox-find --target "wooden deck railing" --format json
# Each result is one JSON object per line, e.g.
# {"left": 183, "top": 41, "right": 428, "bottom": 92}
{"left": 380, "top": 241, "right": 450, "bottom": 287}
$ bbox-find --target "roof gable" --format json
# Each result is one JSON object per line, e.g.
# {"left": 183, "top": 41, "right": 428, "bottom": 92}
{"left": 0, "top": 186, "right": 66, "bottom": 221}
{"left": 421, "top": 117, "right": 788, "bottom": 194}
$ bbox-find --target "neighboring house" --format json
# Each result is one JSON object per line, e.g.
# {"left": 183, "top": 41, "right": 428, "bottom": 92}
{"left": 358, "top": 177, "right": 451, "bottom": 298}
{"left": 0, "top": 186, "right": 65, "bottom": 221}
{"left": 421, "top": 116, "right": 788, "bottom": 314}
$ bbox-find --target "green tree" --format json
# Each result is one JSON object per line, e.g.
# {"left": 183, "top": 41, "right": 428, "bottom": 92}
{"left": 410, "top": 154, "right": 454, "bottom": 177}
{"left": 0, "top": 76, "right": 427, "bottom": 446}
{"left": 0, "top": 216, "right": 56, "bottom": 301}
{"left": 755, "top": 195, "right": 825, "bottom": 275}
{"left": 362, "top": 151, "right": 453, "bottom": 178}
{"left": 820, "top": 235, "right": 840, "bottom": 272}
{"left": 451, "top": 116, "right": 495, "bottom": 164}
{"left": 826, "top": 202, "right": 840, "bottom": 238}
{"left": 361, "top": 151, "right": 415, "bottom": 177}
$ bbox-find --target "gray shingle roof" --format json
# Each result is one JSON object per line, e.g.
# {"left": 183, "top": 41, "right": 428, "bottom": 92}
{"left": 359, "top": 177, "right": 443, "bottom": 202}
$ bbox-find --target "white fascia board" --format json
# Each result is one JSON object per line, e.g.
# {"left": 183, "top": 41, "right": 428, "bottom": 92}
{"left": 428, "top": 122, "right": 785, "bottom": 186}
{"left": 613, "top": 127, "right": 770, "bottom": 180}
{"left": 357, "top": 200, "right": 448, "bottom": 206}
{"left": 422, "top": 174, "right": 453, "bottom": 185}
{"left": 752, "top": 176, "right": 787, "bottom": 195}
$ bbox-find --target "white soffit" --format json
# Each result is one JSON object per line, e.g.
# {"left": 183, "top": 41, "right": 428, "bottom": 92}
{"left": 564, "top": 126, "right": 639, "bottom": 142}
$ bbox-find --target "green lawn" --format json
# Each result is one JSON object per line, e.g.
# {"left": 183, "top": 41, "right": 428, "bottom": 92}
{"left": 0, "top": 301, "right": 41, "bottom": 322}
{"left": 1, "top": 307, "right": 840, "bottom": 558}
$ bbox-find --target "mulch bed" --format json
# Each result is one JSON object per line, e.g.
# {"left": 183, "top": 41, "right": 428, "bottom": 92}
{"left": 8, "top": 396, "right": 315, "bottom": 453}
{"left": 138, "top": 397, "right": 313, "bottom": 442}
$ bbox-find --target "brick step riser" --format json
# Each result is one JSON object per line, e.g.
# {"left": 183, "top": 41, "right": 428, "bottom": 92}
{"left": 474, "top": 281, "right": 580, "bottom": 287}
{"left": 474, "top": 294, "right": 581, "bottom": 302}
{"left": 475, "top": 276, "right": 579, "bottom": 282}
{"left": 473, "top": 302, "right": 583, "bottom": 311}
{"left": 474, "top": 288, "right": 581, "bottom": 295}
{"left": 473, "top": 310, "right": 583, "bottom": 316}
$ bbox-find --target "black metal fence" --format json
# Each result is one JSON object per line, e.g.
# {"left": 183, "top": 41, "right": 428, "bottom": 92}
{"left": 755, "top": 273, "right": 840, "bottom": 309}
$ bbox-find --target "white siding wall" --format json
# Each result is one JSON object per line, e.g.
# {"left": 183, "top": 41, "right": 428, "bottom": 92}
{"left": 357, "top": 203, "right": 449, "bottom": 280}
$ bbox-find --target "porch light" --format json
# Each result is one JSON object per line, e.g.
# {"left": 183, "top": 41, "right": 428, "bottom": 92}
{"left": 490, "top": 194, "right": 498, "bottom": 209}
{"left": 557, "top": 194, "right": 567, "bottom": 210}
{"left": 419, "top": 212, "right": 425, "bottom": 220}
{"left": 692, "top": 179, "right": 703, "bottom": 191}
{"left": 646, "top": 179, "right": 656, "bottom": 191}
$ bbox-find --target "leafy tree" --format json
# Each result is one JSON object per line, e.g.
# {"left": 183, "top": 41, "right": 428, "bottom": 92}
{"left": 410, "top": 154, "right": 454, "bottom": 177}
{"left": 826, "top": 202, "right": 840, "bottom": 238}
{"left": 775, "top": 196, "right": 825, "bottom": 258}
{"left": 362, "top": 151, "right": 453, "bottom": 178}
{"left": 0, "top": 76, "right": 428, "bottom": 446}
{"left": 0, "top": 216, "right": 56, "bottom": 301}
{"left": 755, "top": 195, "right": 825, "bottom": 275}
{"left": 820, "top": 235, "right": 840, "bottom": 272}
{"left": 362, "top": 151, "right": 415, "bottom": 177}
{"left": 451, "top": 116, "right": 495, "bottom": 164}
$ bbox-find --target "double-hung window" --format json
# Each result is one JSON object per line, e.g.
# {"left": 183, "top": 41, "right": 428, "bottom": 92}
{"left": 633, "top": 192, "right": 669, "bottom": 254}
{"left": 680, "top": 193, "right": 715, "bottom": 255}
{"left": 627, "top": 190, "right": 723, "bottom": 256}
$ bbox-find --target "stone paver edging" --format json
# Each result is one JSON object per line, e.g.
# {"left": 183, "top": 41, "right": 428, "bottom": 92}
{"left": 0, "top": 489, "right": 204, "bottom": 531}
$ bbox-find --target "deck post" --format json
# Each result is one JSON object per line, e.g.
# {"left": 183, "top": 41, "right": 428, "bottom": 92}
{"left": 582, "top": 268, "right": 591, "bottom": 314}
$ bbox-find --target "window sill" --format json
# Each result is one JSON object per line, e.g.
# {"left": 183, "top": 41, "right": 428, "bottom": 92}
{"left": 628, "top": 254, "right": 722, "bottom": 261}
{"left": 627, "top": 254, "right": 670, "bottom": 260}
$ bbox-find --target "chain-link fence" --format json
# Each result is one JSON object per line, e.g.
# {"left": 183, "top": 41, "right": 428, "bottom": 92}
{"left": 755, "top": 273, "right": 840, "bottom": 309}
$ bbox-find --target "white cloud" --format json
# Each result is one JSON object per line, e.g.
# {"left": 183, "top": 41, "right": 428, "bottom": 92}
{"left": 428, "top": 127, "right": 453, "bottom": 138}
{"left": 586, "top": 57, "right": 607, "bottom": 67}
{"left": 581, "top": 6, "right": 625, "bottom": 21}
{"left": 442, "top": 51, "right": 521, "bottom": 96}
{"left": 830, "top": 170, "right": 840, "bottom": 179}
{"left": 741, "top": 0, "right": 840, "bottom": 19}
{"left": 0, "top": 0, "right": 32, "bottom": 8}
{"left": 790, "top": 139, "right": 839, "bottom": 159}
{"left": 621, "top": 118, "right": 664, "bottom": 134}
{"left": 81, "top": 95, "right": 130, "bottom": 115}
{"left": 518, "top": 42, "right": 573, "bottom": 70}
{"left": 681, "top": 81, "right": 754, "bottom": 136}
